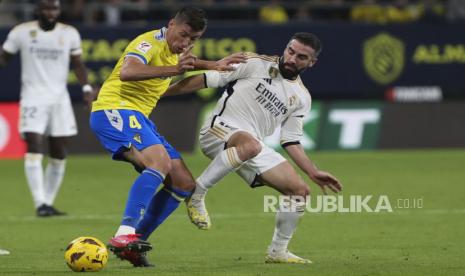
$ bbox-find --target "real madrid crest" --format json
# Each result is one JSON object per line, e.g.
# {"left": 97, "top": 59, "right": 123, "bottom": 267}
{"left": 268, "top": 67, "right": 279, "bottom": 79}
{"left": 29, "top": 30, "right": 37, "bottom": 43}
{"left": 288, "top": 95, "right": 297, "bottom": 107}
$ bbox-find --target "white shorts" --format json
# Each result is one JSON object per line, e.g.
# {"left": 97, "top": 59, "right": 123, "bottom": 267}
{"left": 199, "top": 117, "right": 286, "bottom": 188}
{"left": 19, "top": 101, "right": 77, "bottom": 137}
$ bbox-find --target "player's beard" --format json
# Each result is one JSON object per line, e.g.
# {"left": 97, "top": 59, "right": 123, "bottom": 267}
{"left": 39, "top": 17, "right": 57, "bottom": 31}
{"left": 278, "top": 56, "right": 305, "bottom": 80}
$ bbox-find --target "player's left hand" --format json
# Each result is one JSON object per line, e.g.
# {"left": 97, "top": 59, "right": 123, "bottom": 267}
{"left": 214, "top": 52, "right": 247, "bottom": 71}
{"left": 309, "top": 170, "right": 342, "bottom": 194}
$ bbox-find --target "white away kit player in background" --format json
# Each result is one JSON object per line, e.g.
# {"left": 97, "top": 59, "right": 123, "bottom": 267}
{"left": 164, "top": 32, "right": 343, "bottom": 264}
{"left": 0, "top": 0, "right": 95, "bottom": 217}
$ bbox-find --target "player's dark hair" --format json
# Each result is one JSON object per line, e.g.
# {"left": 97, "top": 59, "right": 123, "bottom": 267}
{"left": 291, "top": 32, "right": 322, "bottom": 57}
{"left": 36, "top": 0, "right": 60, "bottom": 7}
{"left": 174, "top": 7, "right": 208, "bottom": 32}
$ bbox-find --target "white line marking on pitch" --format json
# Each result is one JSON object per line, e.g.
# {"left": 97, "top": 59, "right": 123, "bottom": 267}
{"left": 2, "top": 209, "right": 465, "bottom": 222}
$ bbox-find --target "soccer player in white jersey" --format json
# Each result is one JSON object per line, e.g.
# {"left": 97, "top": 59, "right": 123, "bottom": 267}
{"left": 0, "top": 0, "right": 94, "bottom": 217}
{"left": 165, "top": 32, "right": 342, "bottom": 263}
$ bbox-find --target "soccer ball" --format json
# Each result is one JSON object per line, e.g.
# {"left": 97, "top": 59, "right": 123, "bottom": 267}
{"left": 64, "top": 236, "right": 108, "bottom": 272}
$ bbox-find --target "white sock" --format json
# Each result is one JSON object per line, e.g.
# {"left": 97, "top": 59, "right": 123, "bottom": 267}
{"left": 115, "top": 225, "right": 136, "bottom": 237}
{"left": 192, "top": 182, "right": 208, "bottom": 197}
{"left": 270, "top": 198, "right": 306, "bottom": 252}
{"left": 44, "top": 158, "right": 66, "bottom": 206}
{"left": 24, "top": 153, "right": 45, "bottom": 208}
{"left": 195, "top": 147, "right": 243, "bottom": 194}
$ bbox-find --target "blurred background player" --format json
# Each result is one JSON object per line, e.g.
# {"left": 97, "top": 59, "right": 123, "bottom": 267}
{"left": 0, "top": 0, "right": 94, "bottom": 217}
{"left": 164, "top": 32, "right": 342, "bottom": 264}
{"left": 89, "top": 6, "right": 245, "bottom": 267}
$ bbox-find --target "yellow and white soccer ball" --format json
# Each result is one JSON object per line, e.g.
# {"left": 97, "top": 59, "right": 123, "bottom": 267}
{"left": 64, "top": 236, "right": 108, "bottom": 272}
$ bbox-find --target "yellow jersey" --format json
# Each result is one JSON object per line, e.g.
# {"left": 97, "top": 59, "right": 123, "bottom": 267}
{"left": 92, "top": 27, "right": 178, "bottom": 117}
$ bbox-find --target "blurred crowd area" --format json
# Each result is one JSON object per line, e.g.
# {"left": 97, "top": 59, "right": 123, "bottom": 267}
{"left": 0, "top": 0, "right": 464, "bottom": 26}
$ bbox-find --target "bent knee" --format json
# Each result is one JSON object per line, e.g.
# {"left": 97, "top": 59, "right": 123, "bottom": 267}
{"left": 288, "top": 184, "right": 310, "bottom": 198}
{"left": 238, "top": 140, "right": 262, "bottom": 160}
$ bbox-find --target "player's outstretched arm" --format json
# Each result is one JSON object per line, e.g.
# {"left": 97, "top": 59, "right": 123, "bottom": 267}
{"left": 0, "top": 48, "right": 13, "bottom": 67}
{"left": 120, "top": 52, "right": 196, "bottom": 81}
{"left": 164, "top": 74, "right": 207, "bottom": 97}
{"left": 165, "top": 54, "right": 248, "bottom": 97}
{"left": 284, "top": 143, "right": 342, "bottom": 194}
{"left": 194, "top": 52, "right": 246, "bottom": 71}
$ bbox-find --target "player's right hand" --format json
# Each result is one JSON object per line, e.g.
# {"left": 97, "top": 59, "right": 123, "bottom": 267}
{"left": 309, "top": 170, "right": 342, "bottom": 195}
{"left": 177, "top": 45, "right": 196, "bottom": 73}
{"left": 177, "top": 53, "right": 196, "bottom": 73}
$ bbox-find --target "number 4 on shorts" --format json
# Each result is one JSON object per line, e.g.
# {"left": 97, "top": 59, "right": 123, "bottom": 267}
{"left": 129, "top": 115, "right": 142, "bottom": 129}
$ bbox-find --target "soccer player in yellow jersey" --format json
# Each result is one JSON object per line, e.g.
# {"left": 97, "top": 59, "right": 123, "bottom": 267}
{"left": 89, "top": 7, "right": 245, "bottom": 267}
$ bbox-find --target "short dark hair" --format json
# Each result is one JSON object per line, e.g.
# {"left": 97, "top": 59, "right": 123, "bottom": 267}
{"left": 36, "top": 0, "right": 60, "bottom": 6}
{"left": 291, "top": 32, "right": 322, "bottom": 57}
{"left": 174, "top": 7, "right": 208, "bottom": 32}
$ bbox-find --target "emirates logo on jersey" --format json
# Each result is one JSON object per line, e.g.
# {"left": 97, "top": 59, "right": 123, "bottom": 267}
{"left": 255, "top": 82, "right": 288, "bottom": 117}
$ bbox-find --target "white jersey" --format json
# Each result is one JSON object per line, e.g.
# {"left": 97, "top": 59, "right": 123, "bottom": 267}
{"left": 2, "top": 21, "right": 82, "bottom": 105}
{"left": 204, "top": 53, "right": 312, "bottom": 145}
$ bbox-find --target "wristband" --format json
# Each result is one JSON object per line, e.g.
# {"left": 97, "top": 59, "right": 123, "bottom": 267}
{"left": 82, "top": 84, "right": 92, "bottom": 93}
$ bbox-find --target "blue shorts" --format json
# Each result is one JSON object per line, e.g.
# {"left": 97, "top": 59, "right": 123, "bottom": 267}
{"left": 90, "top": 109, "right": 181, "bottom": 160}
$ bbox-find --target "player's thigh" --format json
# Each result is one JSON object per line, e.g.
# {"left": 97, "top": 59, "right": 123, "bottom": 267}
{"left": 120, "top": 143, "right": 172, "bottom": 175}
{"left": 48, "top": 136, "right": 70, "bottom": 159}
{"left": 19, "top": 103, "right": 50, "bottom": 139}
{"left": 23, "top": 132, "right": 45, "bottom": 153}
{"left": 259, "top": 161, "right": 310, "bottom": 197}
{"left": 131, "top": 114, "right": 176, "bottom": 174}
{"left": 120, "top": 146, "right": 145, "bottom": 172}
{"left": 49, "top": 101, "right": 77, "bottom": 137}
{"left": 138, "top": 144, "right": 172, "bottom": 175}
{"left": 164, "top": 159, "right": 196, "bottom": 192}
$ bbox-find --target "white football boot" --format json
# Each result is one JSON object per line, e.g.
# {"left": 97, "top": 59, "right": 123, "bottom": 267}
{"left": 265, "top": 247, "right": 312, "bottom": 264}
{"left": 186, "top": 194, "right": 211, "bottom": 230}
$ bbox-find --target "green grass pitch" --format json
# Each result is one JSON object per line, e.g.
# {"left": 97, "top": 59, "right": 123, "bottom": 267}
{"left": 1, "top": 149, "right": 465, "bottom": 275}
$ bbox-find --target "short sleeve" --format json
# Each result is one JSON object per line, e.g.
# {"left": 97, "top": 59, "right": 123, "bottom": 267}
{"left": 205, "top": 60, "right": 251, "bottom": 88}
{"left": 280, "top": 96, "right": 311, "bottom": 146}
{"left": 2, "top": 27, "right": 21, "bottom": 54}
{"left": 125, "top": 36, "right": 156, "bottom": 65}
{"left": 69, "top": 27, "right": 82, "bottom": 56}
